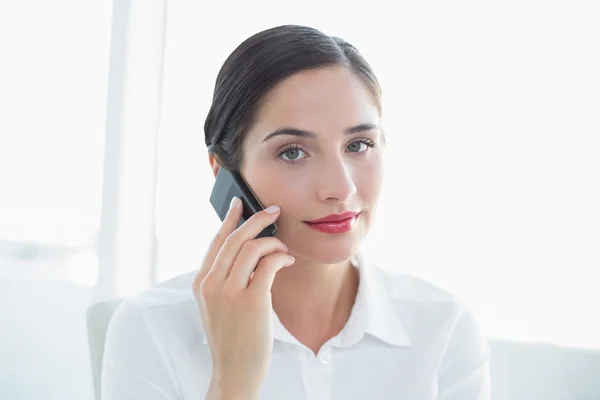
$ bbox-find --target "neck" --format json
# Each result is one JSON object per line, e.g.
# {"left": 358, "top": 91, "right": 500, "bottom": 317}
{"left": 270, "top": 256, "right": 359, "bottom": 352}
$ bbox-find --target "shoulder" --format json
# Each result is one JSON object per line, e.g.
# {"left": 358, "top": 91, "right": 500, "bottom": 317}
{"left": 373, "top": 265, "right": 467, "bottom": 309}
{"left": 107, "top": 270, "right": 202, "bottom": 346}
{"left": 132, "top": 269, "right": 197, "bottom": 307}
{"left": 101, "top": 272, "right": 200, "bottom": 397}
{"left": 365, "top": 264, "right": 490, "bottom": 395}
{"left": 369, "top": 264, "right": 484, "bottom": 344}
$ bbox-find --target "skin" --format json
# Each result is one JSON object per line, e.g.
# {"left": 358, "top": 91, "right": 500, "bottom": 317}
{"left": 198, "top": 65, "right": 385, "bottom": 398}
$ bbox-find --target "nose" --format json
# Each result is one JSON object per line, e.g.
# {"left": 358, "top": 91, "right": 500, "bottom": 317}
{"left": 317, "top": 157, "right": 357, "bottom": 203}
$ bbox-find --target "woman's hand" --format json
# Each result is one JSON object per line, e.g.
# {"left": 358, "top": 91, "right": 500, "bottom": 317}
{"left": 193, "top": 197, "right": 295, "bottom": 399}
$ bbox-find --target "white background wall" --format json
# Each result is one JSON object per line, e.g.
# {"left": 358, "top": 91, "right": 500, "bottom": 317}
{"left": 154, "top": 0, "right": 600, "bottom": 348}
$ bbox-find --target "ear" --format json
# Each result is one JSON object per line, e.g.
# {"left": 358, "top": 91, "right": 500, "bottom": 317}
{"left": 208, "top": 153, "right": 221, "bottom": 177}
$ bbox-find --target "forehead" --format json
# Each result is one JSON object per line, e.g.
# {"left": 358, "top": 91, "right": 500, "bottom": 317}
{"left": 249, "top": 66, "right": 380, "bottom": 138}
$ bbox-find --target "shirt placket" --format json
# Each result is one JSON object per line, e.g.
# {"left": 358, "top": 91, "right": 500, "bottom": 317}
{"left": 297, "top": 345, "right": 334, "bottom": 400}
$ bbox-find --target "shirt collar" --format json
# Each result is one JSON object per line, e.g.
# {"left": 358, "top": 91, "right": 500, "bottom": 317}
{"left": 337, "top": 252, "right": 412, "bottom": 348}
{"left": 202, "top": 253, "right": 412, "bottom": 349}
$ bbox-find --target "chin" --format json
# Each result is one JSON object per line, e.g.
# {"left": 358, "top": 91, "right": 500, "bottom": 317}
{"left": 282, "top": 232, "right": 365, "bottom": 265}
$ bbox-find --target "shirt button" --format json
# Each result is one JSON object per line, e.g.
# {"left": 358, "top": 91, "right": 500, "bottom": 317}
{"left": 319, "top": 351, "right": 331, "bottom": 365}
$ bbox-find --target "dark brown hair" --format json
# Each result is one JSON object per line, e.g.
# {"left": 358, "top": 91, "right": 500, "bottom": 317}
{"left": 204, "top": 25, "right": 382, "bottom": 172}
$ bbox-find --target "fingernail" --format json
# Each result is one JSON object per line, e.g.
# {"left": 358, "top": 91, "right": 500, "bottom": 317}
{"left": 286, "top": 256, "right": 295, "bottom": 266}
{"left": 265, "top": 205, "right": 280, "bottom": 214}
{"left": 229, "top": 196, "right": 239, "bottom": 210}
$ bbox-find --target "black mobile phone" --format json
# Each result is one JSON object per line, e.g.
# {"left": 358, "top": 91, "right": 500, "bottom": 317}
{"left": 209, "top": 167, "right": 277, "bottom": 239}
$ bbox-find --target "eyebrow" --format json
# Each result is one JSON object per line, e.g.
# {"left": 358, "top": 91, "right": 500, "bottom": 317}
{"left": 261, "top": 123, "right": 379, "bottom": 142}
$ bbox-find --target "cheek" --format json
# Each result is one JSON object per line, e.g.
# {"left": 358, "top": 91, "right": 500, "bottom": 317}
{"left": 243, "top": 165, "right": 312, "bottom": 213}
{"left": 355, "top": 156, "right": 384, "bottom": 203}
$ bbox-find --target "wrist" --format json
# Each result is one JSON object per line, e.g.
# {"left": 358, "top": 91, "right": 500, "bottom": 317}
{"left": 208, "top": 373, "right": 260, "bottom": 400}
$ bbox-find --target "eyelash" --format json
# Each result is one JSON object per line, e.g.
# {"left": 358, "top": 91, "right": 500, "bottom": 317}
{"left": 275, "top": 138, "right": 380, "bottom": 164}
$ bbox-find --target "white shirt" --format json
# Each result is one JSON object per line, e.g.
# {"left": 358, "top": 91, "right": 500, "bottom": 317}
{"left": 101, "top": 253, "right": 490, "bottom": 399}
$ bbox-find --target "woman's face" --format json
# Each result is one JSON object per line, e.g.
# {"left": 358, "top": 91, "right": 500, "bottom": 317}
{"left": 240, "top": 66, "right": 384, "bottom": 264}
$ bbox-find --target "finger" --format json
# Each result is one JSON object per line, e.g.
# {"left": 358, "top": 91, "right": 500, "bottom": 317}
{"left": 250, "top": 252, "right": 295, "bottom": 294}
{"left": 208, "top": 204, "right": 281, "bottom": 283}
{"left": 225, "top": 237, "right": 288, "bottom": 290}
{"left": 193, "top": 197, "right": 243, "bottom": 291}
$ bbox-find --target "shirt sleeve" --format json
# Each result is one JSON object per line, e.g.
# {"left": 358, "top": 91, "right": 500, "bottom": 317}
{"left": 437, "top": 305, "right": 491, "bottom": 400}
{"left": 101, "top": 300, "right": 181, "bottom": 400}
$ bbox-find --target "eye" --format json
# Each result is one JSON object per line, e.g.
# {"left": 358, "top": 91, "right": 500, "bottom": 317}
{"left": 347, "top": 141, "right": 367, "bottom": 153}
{"left": 278, "top": 145, "right": 308, "bottom": 162}
{"left": 346, "top": 138, "right": 378, "bottom": 153}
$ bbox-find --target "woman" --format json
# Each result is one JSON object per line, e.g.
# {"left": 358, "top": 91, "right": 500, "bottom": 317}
{"left": 102, "top": 25, "right": 490, "bottom": 399}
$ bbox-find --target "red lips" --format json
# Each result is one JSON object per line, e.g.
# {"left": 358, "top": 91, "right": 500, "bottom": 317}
{"left": 305, "top": 212, "right": 359, "bottom": 224}
{"left": 304, "top": 212, "right": 360, "bottom": 234}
